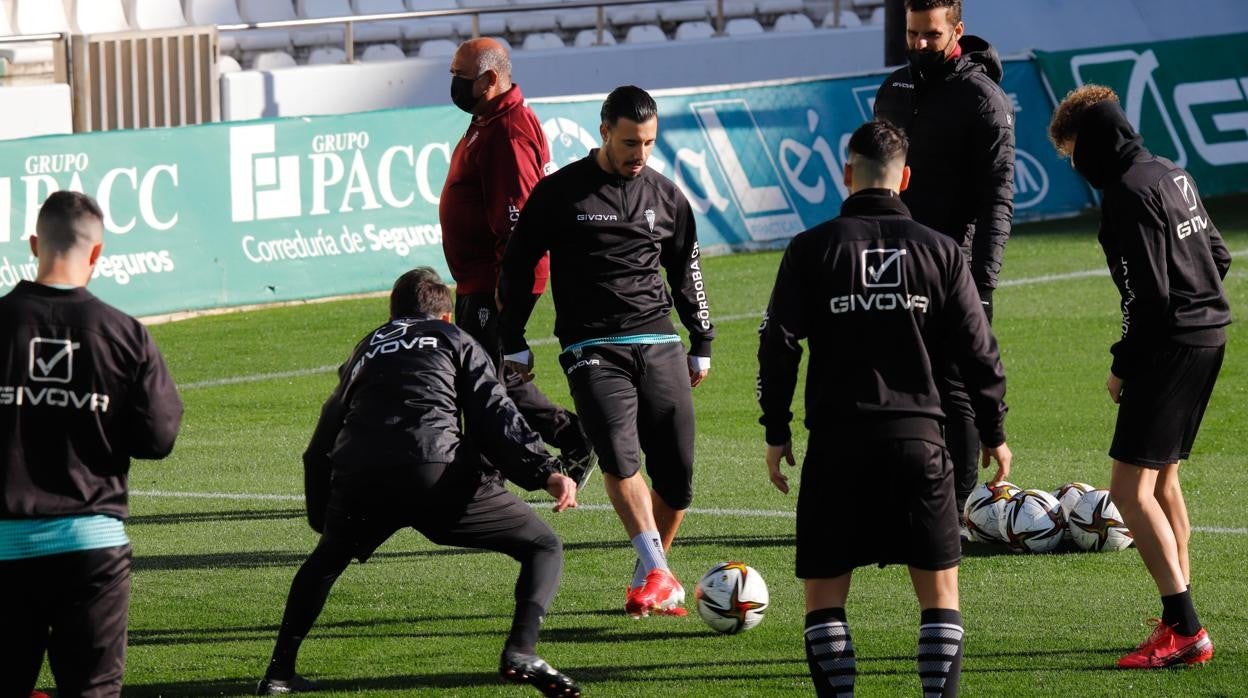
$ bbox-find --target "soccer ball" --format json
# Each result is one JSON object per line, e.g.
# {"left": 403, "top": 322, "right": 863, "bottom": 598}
{"left": 1000, "top": 489, "right": 1066, "bottom": 553}
{"left": 695, "top": 562, "right": 769, "bottom": 634}
{"left": 1051, "top": 482, "right": 1095, "bottom": 541}
{"left": 963, "top": 481, "right": 1020, "bottom": 543}
{"left": 1069, "top": 489, "right": 1134, "bottom": 552}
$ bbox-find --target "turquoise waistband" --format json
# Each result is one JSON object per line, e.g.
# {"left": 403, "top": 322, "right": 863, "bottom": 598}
{"left": 561, "top": 333, "right": 681, "bottom": 355}
{"left": 0, "top": 515, "right": 129, "bottom": 561}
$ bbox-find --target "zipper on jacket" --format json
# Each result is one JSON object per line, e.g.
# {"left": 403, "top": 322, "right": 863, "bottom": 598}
{"left": 617, "top": 176, "right": 629, "bottom": 221}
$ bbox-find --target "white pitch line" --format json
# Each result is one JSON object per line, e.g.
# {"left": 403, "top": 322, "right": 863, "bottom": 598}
{"left": 176, "top": 249, "right": 1248, "bottom": 392}
{"left": 128, "top": 490, "right": 1245, "bottom": 533}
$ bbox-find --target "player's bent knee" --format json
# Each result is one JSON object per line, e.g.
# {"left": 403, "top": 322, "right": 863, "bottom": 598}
{"left": 654, "top": 482, "right": 693, "bottom": 512}
{"left": 529, "top": 530, "right": 563, "bottom": 556}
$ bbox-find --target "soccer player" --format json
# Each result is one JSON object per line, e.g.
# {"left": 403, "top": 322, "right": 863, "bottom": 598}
{"left": 498, "top": 85, "right": 714, "bottom": 618}
{"left": 1049, "top": 86, "right": 1229, "bottom": 669}
{"left": 257, "top": 268, "right": 580, "bottom": 696}
{"left": 0, "top": 191, "right": 183, "bottom": 697}
{"left": 758, "top": 121, "right": 1011, "bottom": 697}
{"left": 874, "top": 0, "right": 1015, "bottom": 521}
{"left": 440, "top": 38, "right": 596, "bottom": 488}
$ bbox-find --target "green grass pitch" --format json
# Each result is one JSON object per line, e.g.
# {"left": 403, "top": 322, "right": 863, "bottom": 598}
{"left": 38, "top": 196, "right": 1248, "bottom": 696}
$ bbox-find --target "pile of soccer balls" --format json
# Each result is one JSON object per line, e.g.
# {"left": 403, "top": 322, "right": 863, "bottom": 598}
{"left": 964, "top": 481, "right": 1134, "bottom": 553}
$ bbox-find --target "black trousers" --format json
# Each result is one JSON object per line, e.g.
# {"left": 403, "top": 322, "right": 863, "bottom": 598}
{"left": 266, "top": 467, "right": 564, "bottom": 679}
{"left": 0, "top": 545, "right": 132, "bottom": 698}
{"left": 455, "top": 292, "right": 590, "bottom": 456}
{"left": 942, "top": 364, "right": 979, "bottom": 514}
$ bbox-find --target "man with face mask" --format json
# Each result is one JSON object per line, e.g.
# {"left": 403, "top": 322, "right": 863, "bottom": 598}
{"left": 498, "top": 85, "right": 715, "bottom": 619}
{"left": 439, "top": 38, "right": 596, "bottom": 490}
{"left": 873, "top": 0, "right": 1015, "bottom": 528}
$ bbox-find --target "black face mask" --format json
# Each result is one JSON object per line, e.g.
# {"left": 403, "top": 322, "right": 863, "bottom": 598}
{"left": 907, "top": 44, "right": 950, "bottom": 80}
{"left": 450, "top": 75, "right": 480, "bottom": 114}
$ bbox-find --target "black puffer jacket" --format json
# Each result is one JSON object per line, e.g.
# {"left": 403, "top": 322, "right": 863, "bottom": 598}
{"left": 1072, "top": 101, "right": 1232, "bottom": 379}
{"left": 874, "top": 35, "right": 1016, "bottom": 292}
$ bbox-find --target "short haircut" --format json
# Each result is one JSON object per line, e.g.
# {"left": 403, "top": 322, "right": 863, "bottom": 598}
{"left": 1049, "top": 84, "right": 1120, "bottom": 156}
{"left": 35, "top": 190, "right": 104, "bottom": 256}
{"left": 476, "top": 44, "right": 511, "bottom": 79}
{"left": 848, "top": 120, "right": 909, "bottom": 170}
{"left": 600, "top": 85, "right": 658, "bottom": 127}
{"left": 390, "top": 267, "right": 452, "bottom": 320}
{"left": 905, "top": 0, "right": 961, "bottom": 24}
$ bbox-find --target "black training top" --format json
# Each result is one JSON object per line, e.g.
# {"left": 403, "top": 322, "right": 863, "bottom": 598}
{"left": 1072, "top": 101, "right": 1232, "bottom": 379}
{"left": 874, "top": 35, "right": 1016, "bottom": 292}
{"left": 1, "top": 281, "right": 182, "bottom": 520}
{"left": 757, "top": 190, "right": 1007, "bottom": 448}
{"left": 497, "top": 151, "right": 715, "bottom": 357}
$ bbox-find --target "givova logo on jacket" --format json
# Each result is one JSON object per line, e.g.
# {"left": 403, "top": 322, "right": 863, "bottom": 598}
{"left": 829, "top": 248, "right": 929, "bottom": 314}
{"left": 1172, "top": 175, "right": 1210, "bottom": 239}
{"left": 0, "top": 337, "right": 110, "bottom": 412}
{"left": 29, "top": 337, "right": 78, "bottom": 384}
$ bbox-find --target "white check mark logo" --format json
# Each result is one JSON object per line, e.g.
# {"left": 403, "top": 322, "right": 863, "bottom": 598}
{"left": 35, "top": 342, "right": 78, "bottom": 376}
{"left": 865, "top": 249, "right": 906, "bottom": 284}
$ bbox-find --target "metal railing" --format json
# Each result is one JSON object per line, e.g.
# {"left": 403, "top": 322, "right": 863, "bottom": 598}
{"left": 0, "top": 32, "right": 71, "bottom": 83}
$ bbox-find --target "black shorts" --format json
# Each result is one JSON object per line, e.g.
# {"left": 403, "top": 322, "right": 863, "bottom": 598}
{"left": 1110, "top": 343, "right": 1224, "bottom": 469}
{"left": 796, "top": 437, "right": 959, "bottom": 579}
{"left": 0, "top": 544, "right": 131, "bottom": 698}
{"left": 558, "top": 341, "right": 695, "bottom": 510}
{"left": 325, "top": 465, "right": 557, "bottom": 563}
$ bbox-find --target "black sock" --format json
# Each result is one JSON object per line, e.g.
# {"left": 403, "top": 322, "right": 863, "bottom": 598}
{"left": 918, "top": 608, "right": 964, "bottom": 698}
{"left": 805, "top": 608, "right": 855, "bottom": 698}
{"left": 1161, "top": 590, "right": 1201, "bottom": 636}
{"left": 266, "top": 539, "right": 353, "bottom": 680}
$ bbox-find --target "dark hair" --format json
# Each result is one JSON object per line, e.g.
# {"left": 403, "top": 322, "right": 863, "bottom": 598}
{"left": 35, "top": 191, "right": 105, "bottom": 255}
{"left": 1049, "top": 84, "right": 1120, "bottom": 156}
{"left": 600, "top": 85, "right": 658, "bottom": 127}
{"left": 905, "top": 0, "right": 961, "bottom": 24}
{"left": 847, "top": 120, "right": 909, "bottom": 166}
{"left": 390, "top": 267, "right": 452, "bottom": 319}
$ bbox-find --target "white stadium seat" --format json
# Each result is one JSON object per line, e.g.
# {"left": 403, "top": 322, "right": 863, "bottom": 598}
{"left": 378, "top": 0, "right": 457, "bottom": 39}
{"left": 454, "top": 0, "right": 510, "bottom": 34}
{"left": 416, "top": 38, "right": 458, "bottom": 57}
{"left": 301, "top": 0, "right": 398, "bottom": 42}
{"left": 126, "top": 0, "right": 188, "bottom": 29}
{"left": 867, "top": 7, "right": 884, "bottom": 25}
{"left": 241, "top": 0, "right": 343, "bottom": 47}
{"left": 674, "top": 20, "right": 715, "bottom": 40}
{"left": 186, "top": 0, "right": 291, "bottom": 52}
{"left": 756, "top": 0, "right": 804, "bottom": 15}
{"left": 359, "top": 43, "right": 406, "bottom": 60}
{"left": 71, "top": 0, "right": 132, "bottom": 33}
{"left": 624, "top": 24, "right": 667, "bottom": 43}
{"left": 607, "top": 3, "right": 662, "bottom": 27}
{"left": 659, "top": 0, "right": 711, "bottom": 24}
{"left": 506, "top": 0, "right": 560, "bottom": 33}
{"left": 719, "top": 0, "right": 757, "bottom": 19}
{"left": 0, "top": 3, "right": 54, "bottom": 67}
{"left": 520, "top": 32, "right": 565, "bottom": 50}
{"left": 772, "top": 12, "right": 813, "bottom": 32}
{"left": 218, "top": 54, "right": 243, "bottom": 72}
{"left": 353, "top": 0, "right": 442, "bottom": 41}
{"left": 557, "top": 8, "right": 601, "bottom": 31}
{"left": 306, "top": 46, "right": 348, "bottom": 63}
{"left": 573, "top": 28, "right": 616, "bottom": 46}
{"left": 14, "top": 0, "right": 72, "bottom": 34}
{"left": 725, "top": 17, "right": 764, "bottom": 35}
{"left": 252, "top": 50, "right": 298, "bottom": 70}
{"left": 821, "top": 10, "right": 861, "bottom": 28}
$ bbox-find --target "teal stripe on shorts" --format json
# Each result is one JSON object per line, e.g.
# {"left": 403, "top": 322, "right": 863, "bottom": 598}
{"left": 0, "top": 515, "right": 129, "bottom": 561}
{"left": 561, "top": 333, "right": 681, "bottom": 355}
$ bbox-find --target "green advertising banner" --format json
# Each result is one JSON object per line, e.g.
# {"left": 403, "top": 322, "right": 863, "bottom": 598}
{"left": 1036, "top": 32, "right": 1248, "bottom": 198}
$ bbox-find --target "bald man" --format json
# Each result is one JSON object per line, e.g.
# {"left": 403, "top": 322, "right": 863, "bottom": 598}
{"left": 0, "top": 191, "right": 182, "bottom": 697}
{"left": 439, "top": 38, "right": 596, "bottom": 490}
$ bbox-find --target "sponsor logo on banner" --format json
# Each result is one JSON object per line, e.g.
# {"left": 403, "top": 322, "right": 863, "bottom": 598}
{"left": 1069, "top": 49, "right": 1190, "bottom": 166}
{"left": 1013, "top": 149, "right": 1051, "bottom": 210}
{"left": 691, "top": 99, "right": 805, "bottom": 241}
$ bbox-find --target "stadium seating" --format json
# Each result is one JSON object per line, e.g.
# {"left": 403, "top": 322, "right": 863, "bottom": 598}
{"left": 724, "top": 17, "right": 764, "bottom": 35}
{"left": 14, "top": 0, "right": 73, "bottom": 35}
{"left": 624, "top": 24, "right": 667, "bottom": 43}
{"left": 674, "top": 20, "right": 715, "bottom": 40}
{"left": 755, "top": 0, "right": 803, "bottom": 17}
{"left": 520, "top": 31, "right": 564, "bottom": 50}
{"left": 416, "top": 38, "right": 458, "bottom": 57}
{"left": 454, "top": 0, "right": 509, "bottom": 35}
{"left": 607, "top": 3, "right": 661, "bottom": 27}
{"left": 218, "top": 54, "right": 243, "bottom": 72}
{"left": 506, "top": 0, "right": 561, "bottom": 34}
{"left": 572, "top": 28, "right": 616, "bottom": 46}
{"left": 359, "top": 42, "right": 406, "bottom": 60}
{"left": 866, "top": 7, "right": 884, "bottom": 25}
{"left": 659, "top": 1, "right": 711, "bottom": 24}
{"left": 307, "top": 46, "right": 348, "bottom": 63}
{"left": 70, "top": 0, "right": 132, "bottom": 33}
{"left": 252, "top": 50, "right": 298, "bottom": 69}
{"left": 240, "top": 0, "right": 343, "bottom": 47}
{"left": 126, "top": 0, "right": 188, "bottom": 29}
{"left": 0, "top": 2, "right": 55, "bottom": 69}
{"left": 185, "top": 0, "right": 291, "bottom": 52}
{"left": 772, "top": 12, "right": 813, "bottom": 32}
{"left": 821, "top": 10, "right": 862, "bottom": 28}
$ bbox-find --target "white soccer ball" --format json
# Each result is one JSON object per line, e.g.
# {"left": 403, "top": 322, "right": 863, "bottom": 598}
{"left": 1069, "top": 489, "right": 1134, "bottom": 552}
{"left": 1000, "top": 489, "right": 1066, "bottom": 553}
{"left": 695, "top": 562, "right": 769, "bottom": 634}
{"left": 1051, "top": 482, "right": 1095, "bottom": 541}
{"left": 963, "top": 481, "right": 1020, "bottom": 543}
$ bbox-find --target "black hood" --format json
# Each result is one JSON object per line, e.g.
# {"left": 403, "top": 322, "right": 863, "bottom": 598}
{"left": 956, "top": 35, "right": 1003, "bottom": 85}
{"left": 1072, "top": 100, "right": 1146, "bottom": 190}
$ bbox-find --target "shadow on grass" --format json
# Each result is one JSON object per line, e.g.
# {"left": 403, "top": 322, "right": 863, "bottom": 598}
{"left": 129, "top": 508, "right": 305, "bottom": 526}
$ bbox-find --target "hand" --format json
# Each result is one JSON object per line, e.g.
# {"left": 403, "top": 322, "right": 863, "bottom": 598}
{"left": 766, "top": 441, "right": 796, "bottom": 494}
{"left": 1106, "top": 371, "right": 1123, "bottom": 404}
{"left": 980, "top": 441, "right": 1012, "bottom": 485}
{"left": 687, "top": 354, "right": 710, "bottom": 388}
{"left": 544, "top": 472, "right": 578, "bottom": 512}
{"left": 503, "top": 350, "right": 534, "bottom": 383}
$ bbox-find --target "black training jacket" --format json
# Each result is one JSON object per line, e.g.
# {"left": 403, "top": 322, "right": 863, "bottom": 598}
{"left": 498, "top": 151, "right": 715, "bottom": 357}
{"left": 303, "top": 317, "right": 560, "bottom": 526}
{"left": 874, "top": 35, "right": 1015, "bottom": 291}
{"left": 757, "top": 190, "right": 1007, "bottom": 448}
{"left": 1, "top": 281, "right": 182, "bottom": 520}
{"left": 1072, "top": 102, "right": 1232, "bottom": 380}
